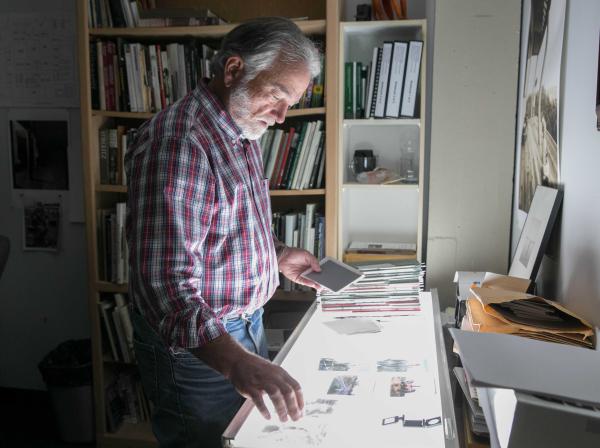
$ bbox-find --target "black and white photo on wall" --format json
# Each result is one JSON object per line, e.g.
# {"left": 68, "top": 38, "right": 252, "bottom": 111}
{"left": 23, "top": 201, "right": 60, "bottom": 252}
{"left": 516, "top": 0, "right": 565, "bottom": 213}
{"left": 9, "top": 119, "right": 69, "bottom": 191}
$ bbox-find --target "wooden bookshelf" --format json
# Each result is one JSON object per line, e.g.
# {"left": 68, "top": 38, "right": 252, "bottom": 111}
{"left": 91, "top": 106, "right": 325, "bottom": 119}
{"left": 78, "top": 1, "right": 339, "bottom": 446}
{"left": 89, "top": 19, "right": 326, "bottom": 38}
{"left": 96, "top": 184, "right": 326, "bottom": 196}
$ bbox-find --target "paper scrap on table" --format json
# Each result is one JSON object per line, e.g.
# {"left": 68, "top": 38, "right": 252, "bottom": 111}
{"left": 324, "top": 318, "right": 382, "bottom": 335}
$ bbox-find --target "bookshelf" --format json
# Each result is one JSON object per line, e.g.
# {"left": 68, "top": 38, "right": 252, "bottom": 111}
{"left": 77, "top": 1, "right": 339, "bottom": 446}
{"left": 337, "top": 19, "right": 427, "bottom": 262}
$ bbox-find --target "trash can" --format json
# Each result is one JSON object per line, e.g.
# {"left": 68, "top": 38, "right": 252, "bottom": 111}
{"left": 38, "top": 339, "right": 95, "bottom": 443}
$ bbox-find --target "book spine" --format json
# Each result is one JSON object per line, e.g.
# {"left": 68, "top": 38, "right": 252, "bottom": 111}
{"left": 400, "top": 40, "right": 423, "bottom": 118}
{"left": 385, "top": 41, "right": 408, "bottom": 118}
{"left": 344, "top": 62, "right": 353, "bottom": 119}
{"left": 369, "top": 47, "right": 383, "bottom": 118}
{"left": 90, "top": 41, "right": 100, "bottom": 110}
{"left": 374, "top": 41, "right": 393, "bottom": 118}
{"left": 99, "top": 129, "right": 109, "bottom": 184}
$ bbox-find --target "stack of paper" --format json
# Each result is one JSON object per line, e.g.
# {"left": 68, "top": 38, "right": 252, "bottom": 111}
{"left": 462, "top": 273, "right": 594, "bottom": 348}
{"left": 453, "top": 367, "right": 488, "bottom": 436}
{"left": 318, "top": 262, "right": 424, "bottom": 314}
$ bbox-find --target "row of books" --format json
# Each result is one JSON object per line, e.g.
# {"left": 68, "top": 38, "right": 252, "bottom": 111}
{"left": 344, "top": 40, "right": 423, "bottom": 119}
{"left": 99, "top": 126, "right": 136, "bottom": 185}
{"left": 91, "top": 39, "right": 214, "bottom": 112}
{"left": 272, "top": 204, "right": 325, "bottom": 291}
{"left": 259, "top": 120, "right": 325, "bottom": 190}
{"left": 97, "top": 202, "right": 128, "bottom": 284}
{"left": 290, "top": 53, "right": 325, "bottom": 110}
{"left": 99, "top": 293, "right": 134, "bottom": 363}
{"left": 90, "top": 39, "right": 324, "bottom": 114}
{"left": 88, "top": 0, "right": 227, "bottom": 28}
{"left": 105, "top": 370, "right": 150, "bottom": 432}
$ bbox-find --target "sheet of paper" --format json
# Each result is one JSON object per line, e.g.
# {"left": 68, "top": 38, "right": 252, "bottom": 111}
{"left": 0, "top": 13, "right": 77, "bottom": 107}
{"left": 323, "top": 317, "right": 381, "bottom": 335}
{"left": 449, "top": 329, "right": 600, "bottom": 406}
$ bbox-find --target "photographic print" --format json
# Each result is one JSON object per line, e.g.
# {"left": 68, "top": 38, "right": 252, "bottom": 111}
{"left": 390, "top": 376, "right": 417, "bottom": 397}
{"left": 327, "top": 375, "right": 359, "bottom": 396}
{"left": 517, "top": 0, "right": 565, "bottom": 212}
{"left": 377, "top": 359, "right": 419, "bottom": 372}
{"left": 10, "top": 119, "right": 69, "bottom": 190}
{"left": 319, "top": 357, "right": 353, "bottom": 372}
{"left": 23, "top": 202, "right": 60, "bottom": 251}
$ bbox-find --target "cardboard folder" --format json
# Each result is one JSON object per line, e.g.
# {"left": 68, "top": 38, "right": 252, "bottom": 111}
{"left": 465, "top": 273, "right": 594, "bottom": 348}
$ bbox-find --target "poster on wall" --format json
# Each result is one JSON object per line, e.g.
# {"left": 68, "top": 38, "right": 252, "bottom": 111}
{"left": 516, "top": 0, "right": 566, "bottom": 213}
{"left": 23, "top": 202, "right": 60, "bottom": 252}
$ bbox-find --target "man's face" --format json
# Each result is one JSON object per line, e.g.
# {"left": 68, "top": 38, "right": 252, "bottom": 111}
{"left": 228, "top": 65, "right": 312, "bottom": 140}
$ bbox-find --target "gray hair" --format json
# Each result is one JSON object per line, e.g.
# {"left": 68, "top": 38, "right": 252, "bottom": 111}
{"left": 211, "top": 17, "right": 321, "bottom": 82}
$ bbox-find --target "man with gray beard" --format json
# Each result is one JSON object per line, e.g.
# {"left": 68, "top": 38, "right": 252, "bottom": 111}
{"left": 125, "top": 17, "right": 322, "bottom": 448}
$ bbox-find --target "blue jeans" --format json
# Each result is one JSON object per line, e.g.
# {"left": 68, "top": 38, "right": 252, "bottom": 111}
{"left": 132, "top": 308, "right": 268, "bottom": 448}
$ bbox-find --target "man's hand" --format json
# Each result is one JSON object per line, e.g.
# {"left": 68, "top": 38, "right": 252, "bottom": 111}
{"left": 191, "top": 334, "right": 304, "bottom": 422}
{"left": 278, "top": 246, "right": 322, "bottom": 290}
{"left": 229, "top": 351, "right": 304, "bottom": 422}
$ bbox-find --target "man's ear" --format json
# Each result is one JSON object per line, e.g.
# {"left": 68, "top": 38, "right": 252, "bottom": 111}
{"left": 223, "top": 56, "right": 244, "bottom": 88}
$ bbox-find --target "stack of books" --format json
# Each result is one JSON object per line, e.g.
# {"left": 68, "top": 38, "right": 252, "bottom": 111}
{"left": 343, "top": 241, "right": 417, "bottom": 263}
{"left": 344, "top": 40, "right": 423, "bottom": 119}
{"left": 318, "top": 261, "right": 424, "bottom": 314}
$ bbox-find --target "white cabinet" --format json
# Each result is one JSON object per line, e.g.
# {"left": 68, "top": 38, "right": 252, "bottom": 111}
{"left": 337, "top": 20, "right": 427, "bottom": 261}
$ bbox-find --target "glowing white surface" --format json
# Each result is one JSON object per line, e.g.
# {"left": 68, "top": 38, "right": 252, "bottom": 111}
{"left": 232, "top": 292, "right": 446, "bottom": 447}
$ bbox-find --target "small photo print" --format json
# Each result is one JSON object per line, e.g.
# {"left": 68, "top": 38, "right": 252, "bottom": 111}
{"left": 319, "top": 357, "right": 353, "bottom": 372}
{"left": 327, "top": 375, "right": 359, "bottom": 396}
{"left": 23, "top": 202, "right": 60, "bottom": 251}
{"left": 377, "top": 359, "right": 419, "bottom": 372}
{"left": 390, "top": 376, "right": 417, "bottom": 397}
{"left": 304, "top": 398, "right": 337, "bottom": 417}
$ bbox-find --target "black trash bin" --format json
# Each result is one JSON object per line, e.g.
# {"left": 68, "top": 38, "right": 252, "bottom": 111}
{"left": 38, "top": 339, "right": 95, "bottom": 443}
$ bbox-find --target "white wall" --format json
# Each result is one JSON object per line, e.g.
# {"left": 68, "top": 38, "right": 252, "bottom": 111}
{"left": 427, "top": 0, "right": 521, "bottom": 305}
{"left": 0, "top": 0, "right": 89, "bottom": 390}
{"left": 531, "top": 0, "right": 600, "bottom": 325}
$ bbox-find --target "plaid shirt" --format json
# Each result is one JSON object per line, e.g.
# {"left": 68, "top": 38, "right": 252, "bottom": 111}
{"left": 125, "top": 81, "right": 279, "bottom": 349}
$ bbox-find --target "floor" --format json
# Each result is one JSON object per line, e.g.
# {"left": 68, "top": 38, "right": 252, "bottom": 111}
{"left": 0, "top": 388, "right": 95, "bottom": 447}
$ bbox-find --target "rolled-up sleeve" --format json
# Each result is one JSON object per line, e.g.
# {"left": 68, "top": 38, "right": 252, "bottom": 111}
{"left": 127, "top": 134, "right": 227, "bottom": 349}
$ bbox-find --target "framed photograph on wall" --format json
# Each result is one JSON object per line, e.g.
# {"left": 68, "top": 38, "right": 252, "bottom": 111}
{"left": 511, "top": 0, "right": 566, "bottom": 259}
{"left": 509, "top": 185, "right": 562, "bottom": 281}
{"left": 516, "top": 0, "right": 566, "bottom": 214}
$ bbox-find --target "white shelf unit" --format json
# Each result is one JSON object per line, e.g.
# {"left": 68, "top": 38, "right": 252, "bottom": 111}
{"left": 337, "top": 20, "right": 427, "bottom": 260}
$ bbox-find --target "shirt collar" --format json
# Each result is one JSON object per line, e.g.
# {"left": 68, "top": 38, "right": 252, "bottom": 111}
{"left": 193, "top": 79, "right": 244, "bottom": 144}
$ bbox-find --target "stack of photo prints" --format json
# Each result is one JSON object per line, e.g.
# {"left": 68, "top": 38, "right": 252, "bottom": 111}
{"left": 318, "top": 261, "right": 424, "bottom": 314}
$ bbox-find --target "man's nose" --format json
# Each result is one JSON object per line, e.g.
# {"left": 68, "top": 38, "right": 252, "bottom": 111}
{"left": 273, "top": 102, "right": 287, "bottom": 124}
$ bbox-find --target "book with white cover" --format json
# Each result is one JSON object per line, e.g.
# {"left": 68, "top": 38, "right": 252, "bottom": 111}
{"left": 385, "top": 41, "right": 408, "bottom": 118}
{"left": 400, "top": 40, "right": 423, "bottom": 117}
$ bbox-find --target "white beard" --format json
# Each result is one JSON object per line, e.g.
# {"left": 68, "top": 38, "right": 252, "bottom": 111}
{"left": 229, "top": 83, "right": 269, "bottom": 140}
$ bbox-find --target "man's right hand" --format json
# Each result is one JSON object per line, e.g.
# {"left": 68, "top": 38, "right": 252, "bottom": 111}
{"left": 229, "top": 351, "right": 304, "bottom": 422}
{"left": 190, "top": 333, "right": 304, "bottom": 423}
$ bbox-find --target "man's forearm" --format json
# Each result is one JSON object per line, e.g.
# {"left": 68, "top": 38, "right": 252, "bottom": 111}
{"left": 189, "top": 333, "right": 255, "bottom": 378}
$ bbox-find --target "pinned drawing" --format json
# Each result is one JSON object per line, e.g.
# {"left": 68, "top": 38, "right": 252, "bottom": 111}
{"left": 390, "top": 376, "right": 417, "bottom": 397}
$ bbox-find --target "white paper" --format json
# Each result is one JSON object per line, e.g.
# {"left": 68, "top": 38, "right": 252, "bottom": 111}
{"left": 0, "top": 13, "right": 77, "bottom": 107}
